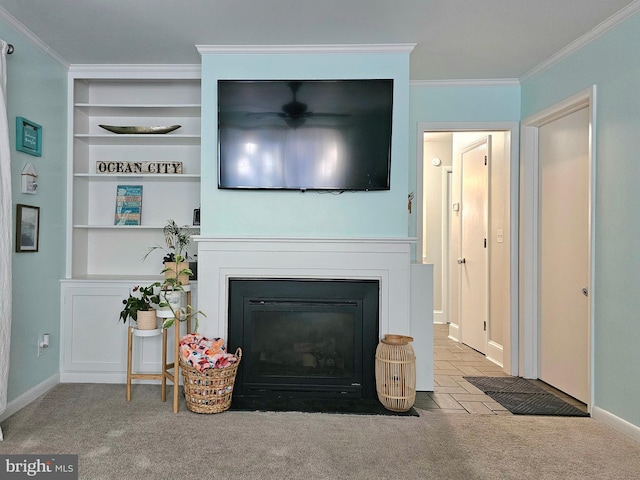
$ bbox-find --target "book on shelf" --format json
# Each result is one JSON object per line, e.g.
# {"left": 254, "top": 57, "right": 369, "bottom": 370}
{"left": 114, "top": 185, "right": 142, "bottom": 225}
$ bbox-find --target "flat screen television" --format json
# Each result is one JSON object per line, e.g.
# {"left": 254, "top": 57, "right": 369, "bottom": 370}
{"left": 218, "top": 79, "right": 393, "bottom": 191}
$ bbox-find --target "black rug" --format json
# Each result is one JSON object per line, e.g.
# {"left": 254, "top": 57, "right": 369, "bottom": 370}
{"left": 229, "top": 396, "right": 419, "bottom": 417}
{"left": 464, "top": 376, "right": 589, "bottom": 417}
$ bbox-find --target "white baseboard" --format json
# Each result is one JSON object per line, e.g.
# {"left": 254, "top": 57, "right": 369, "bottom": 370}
{"left": 0, "top": 373, "right": 59, "bottom": 423}
{"left": 592, "top": 406, "right": 640, "bottom": 443}
{"left": 486, "top": 340, "right": 504, "bottom": 368}
{"left": 448, "top": 322, "right": 460, "bottom": 341}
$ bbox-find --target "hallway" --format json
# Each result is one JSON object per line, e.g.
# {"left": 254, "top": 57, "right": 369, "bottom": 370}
{"left": 414, "top": 324, "right": 588, "bottom": 415}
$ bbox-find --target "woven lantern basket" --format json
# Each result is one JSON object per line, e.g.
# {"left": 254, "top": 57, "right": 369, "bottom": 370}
{"left": 180, "top": 348, "right": 242, "bottom": 414}
{"left": 375, "top": 335, "right": 416, "bottom": 412}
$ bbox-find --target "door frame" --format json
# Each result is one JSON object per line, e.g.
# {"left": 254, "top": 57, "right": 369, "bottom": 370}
{"left": 416, "top": 121, "right": 520, "bottom": 375}
{"left": 440, "top": 166, "right": 453, "bottom": 325}
{"left": 520, "top": 86, "right": 596, "bottom": 408}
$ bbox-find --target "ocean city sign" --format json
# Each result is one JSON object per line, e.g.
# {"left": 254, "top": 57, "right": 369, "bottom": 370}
{"left": 96, "top": 161, "right": 183, "bottom": 174}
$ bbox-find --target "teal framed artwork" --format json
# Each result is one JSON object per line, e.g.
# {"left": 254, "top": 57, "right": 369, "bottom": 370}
{"left": 16, "top": 116, "right": 42, "bottom": 157}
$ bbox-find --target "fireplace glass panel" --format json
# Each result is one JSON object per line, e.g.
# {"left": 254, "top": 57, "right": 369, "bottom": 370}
{"left": 228, "top": 278, "right": 379, "bottom": 399}
{"left": 250, "top": 304, "right": 356, "bottom": 379}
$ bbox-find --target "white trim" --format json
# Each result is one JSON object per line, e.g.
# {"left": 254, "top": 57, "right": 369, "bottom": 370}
{"left": 0, "top": 6, "right": 69, "bottom": 68}
{"left": 440, "top": 167, "right": 453, "bottom": 325}
{"left": 486, "top": 340, "right": 504, "bottom": 368}
{"left": 0, "top": 374, "right": 59, "bottom": 424}
{"left": 521, "top": 0, "right": 640, "bottom": 81}
{"left": 411, "top": 79, "right": 520, "bottom": 88}
{"left": 416, "top": 122, "right": 520, "bottom": 375}
{"left": 519, "top": 124, "right": 539, "bottom": 378}
{"left": 448, "top": 322, "right": 460, "bottom": 342}
{"left": 196, "top": 44, "right": 416, "bottom": 55}
{"left": 520, "top": 86, "right": 596, "bottom": 407}
{"left": 592, "top": 406, "right": 640, "bottom": 443}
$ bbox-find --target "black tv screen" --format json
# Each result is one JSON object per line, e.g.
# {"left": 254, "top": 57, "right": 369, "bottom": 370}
{"left": 218, "top": 79, "right": 393, "bottom": 191}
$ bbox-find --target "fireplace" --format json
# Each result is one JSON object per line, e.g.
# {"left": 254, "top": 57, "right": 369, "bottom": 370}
{"left": 228, "top": 278, "right": 379, "bottom": 401}
{"left": 194, "top": 236, "right": 433, "bottom": 392}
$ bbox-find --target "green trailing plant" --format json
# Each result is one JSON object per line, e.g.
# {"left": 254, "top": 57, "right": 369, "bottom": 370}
{"left": 139, "top": 219, "right": 204, "bottom": 329}
{"left": 159, "top": 300, "right": 206, "bottom": 331}
{"left": 118, "top": 283, "right": 161, "bottom": 323}
{"left": 143, "top": 219, "right": 194, "bottom": 284}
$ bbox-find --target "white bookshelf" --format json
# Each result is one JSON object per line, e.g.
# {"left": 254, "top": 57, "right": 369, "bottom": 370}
{"left": 67, "top": 69, "right": 202, "bottom": 279}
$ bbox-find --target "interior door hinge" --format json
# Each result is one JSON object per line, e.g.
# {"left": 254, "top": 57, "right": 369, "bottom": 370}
{"left": 484, "top": 238, "right": 487, "bottom": 248}
{"left": 483, "top": 321, "right": 487, "bottom": 331}
{"left": 484, "top": 155, "right": 487, "bottom": 166}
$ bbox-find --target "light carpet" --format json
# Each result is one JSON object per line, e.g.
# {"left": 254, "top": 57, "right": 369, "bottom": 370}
{"left": 1, "top": 384, "right": 639, "bottom": 480}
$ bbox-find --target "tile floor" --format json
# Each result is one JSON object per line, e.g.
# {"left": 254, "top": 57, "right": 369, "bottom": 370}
{"left": 414, "top": 324, "right": 588, "bottom": 415}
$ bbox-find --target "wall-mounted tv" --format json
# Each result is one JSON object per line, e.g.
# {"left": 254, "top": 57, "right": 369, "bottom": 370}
{"left": 218, "top": 79, "right": 393, "bottom": 191}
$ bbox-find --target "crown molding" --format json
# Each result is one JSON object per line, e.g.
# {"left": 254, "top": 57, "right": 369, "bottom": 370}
{"left": 0, "top": 6, "right": 69, "bottom": 68}
{"left": 196, "top": 44, "right": 417, "bottom": 56}
{"left": 521, "top": 0, "right": 640, "bottom": 82}
{"left": 411, "top": 78, "right": 520, "bottom": 88}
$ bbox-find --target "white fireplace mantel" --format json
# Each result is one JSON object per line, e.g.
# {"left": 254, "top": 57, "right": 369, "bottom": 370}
{"left": 194, "top": 236, "right": 433, "bottom": 390}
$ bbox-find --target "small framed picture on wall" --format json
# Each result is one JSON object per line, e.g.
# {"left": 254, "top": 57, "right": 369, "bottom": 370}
{"left": 16, "top": 204, "right": 40, "bottom": 252}
{"left": 16, "top": 116, "right": 42, "bottom": 157}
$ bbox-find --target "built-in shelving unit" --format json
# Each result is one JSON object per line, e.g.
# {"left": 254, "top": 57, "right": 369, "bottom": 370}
{"left": 60, "top": 67, "right": 202, "bottom": 382}
{"left": 67, "top": 69, "right": 202, "bottom": 279}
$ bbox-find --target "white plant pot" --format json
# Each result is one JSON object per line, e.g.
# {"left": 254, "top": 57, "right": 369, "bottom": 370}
{"left": 158, "top": 289, "right": 182, "bottom": 312}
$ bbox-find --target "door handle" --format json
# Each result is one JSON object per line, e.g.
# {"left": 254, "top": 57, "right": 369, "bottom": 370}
{"left": 457, "top": 258, "right": 466, "bottom": 264}
{"left": 582, "top": 288, "right": 589, "bottom": 297}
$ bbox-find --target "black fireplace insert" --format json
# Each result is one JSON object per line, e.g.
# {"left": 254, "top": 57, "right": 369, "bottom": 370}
{"left": 227, "top": 278, "right": 379, "bottom": 401}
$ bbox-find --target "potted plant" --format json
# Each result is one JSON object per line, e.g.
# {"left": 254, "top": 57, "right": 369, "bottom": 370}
{"left": 142, "top": 219, "right": 204, "bottom": 329}
{"left": 143, "top": 219, "right": 194, "bottom": 286}
{"left": 119, "top": 283, "right": 161, "bottom": 330}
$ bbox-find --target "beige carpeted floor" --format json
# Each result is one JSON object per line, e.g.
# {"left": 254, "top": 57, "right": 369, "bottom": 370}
{"left": 1, "top": 383, "right": 639, "bottom": 479}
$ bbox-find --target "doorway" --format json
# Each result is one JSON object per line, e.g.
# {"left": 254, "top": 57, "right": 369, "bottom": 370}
{"left": 521, "top": 87, "right": 595, "bottom": 408}
{"left": 417, "top": 122, "right": 519, "bottom": 375}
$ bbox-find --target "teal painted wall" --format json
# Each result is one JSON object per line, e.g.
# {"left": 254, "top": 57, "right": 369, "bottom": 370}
{"left": 200, "top": 52, "right": 410, "bottom": 237}
{"left": 1, "top": 21, "right": 67, "bottom": 402}
{"left": 407, "top": 83, "right": 521, "bottom": 240}
{"left": 521, "top": 12, "right": 640, "bottom": 426}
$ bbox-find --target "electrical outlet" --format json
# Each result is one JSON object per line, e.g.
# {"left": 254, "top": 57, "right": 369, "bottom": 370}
{"left": 37, "top": 333, "right": 50, "bottom": 357}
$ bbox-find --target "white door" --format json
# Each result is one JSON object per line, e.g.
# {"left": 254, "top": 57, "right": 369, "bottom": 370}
{"left": 538, "top": 106, "right": 590, "bottom": 403}
{"left": 459, "top": 138, "right": 489, "bottom": 354}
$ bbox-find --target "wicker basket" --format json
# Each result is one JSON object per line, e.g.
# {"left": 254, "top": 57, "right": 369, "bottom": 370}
{"left": 179, "top": 348, "right": 242, "bottom": 414}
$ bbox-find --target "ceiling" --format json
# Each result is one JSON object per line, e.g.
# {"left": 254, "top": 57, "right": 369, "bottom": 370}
{"left": 0, "top": 0, "right": 637, "bottom": 80}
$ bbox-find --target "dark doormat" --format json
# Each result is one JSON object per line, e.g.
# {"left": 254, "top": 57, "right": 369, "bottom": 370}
{"left": 464, "top": 376, "right": 589, "bottom": 417}
{"left": 229, "top": 396, "right": 419, "bottom": 417}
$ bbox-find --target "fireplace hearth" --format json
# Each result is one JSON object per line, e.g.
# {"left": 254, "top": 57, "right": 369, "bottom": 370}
{"left": 228, "top": 278, "right": 379, "bottom": 402}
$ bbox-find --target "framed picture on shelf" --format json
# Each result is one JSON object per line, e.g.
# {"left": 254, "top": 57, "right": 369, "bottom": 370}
{"left": 16, "top": 204, "right": 40, "bottom": 252}
{"left": 114, "top": 185, "right": 143, "bottom": 225}
{"left": 16, "top": 117, "right": 42, "bottom": 157}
